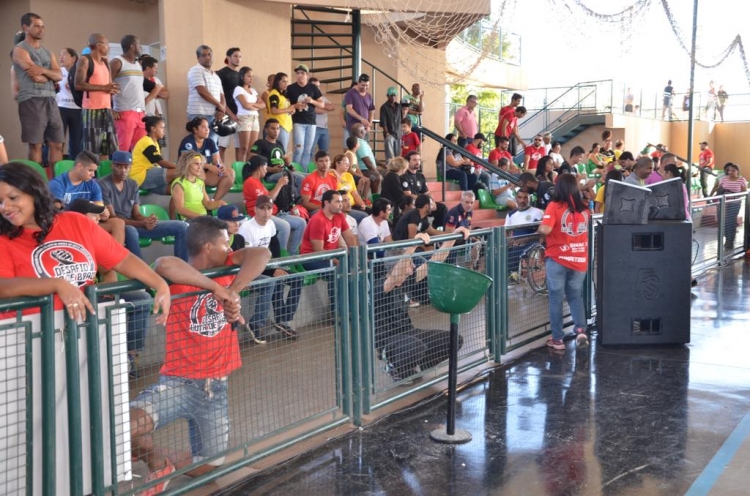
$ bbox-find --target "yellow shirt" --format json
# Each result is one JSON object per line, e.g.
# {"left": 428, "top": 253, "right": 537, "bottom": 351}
{"left": 130, "top": 136, "right": 161, "bottom": 186}
{"left": 330, "top": 170, "right": 358, "bottom": 205}
{"left": 595, "top": 184, "right": 606, "bottom": 210}
{"left": 266, "top": 89, "right": 292, "bottom": 132}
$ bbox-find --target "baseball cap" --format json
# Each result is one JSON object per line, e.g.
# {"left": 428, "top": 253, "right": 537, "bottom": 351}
{"left": 474, "top": 132, "right": 487, "bottom": 141}
{"left": 112, "top": 150, "right": 132, "bottom": 164}
{"left": 294, "top": 64, "right": 309, "bottom": 73}
{"left": 387, "top": 87, "right": 398, "bottom": 96}
{"left": 67, "top": 199, "right": 106, "bottom": 215}
{"left": 256, "top": 194, "right": 274, "bottom": 209}
{"left": 216, "top": 205, "right": 247, "bottom": 221}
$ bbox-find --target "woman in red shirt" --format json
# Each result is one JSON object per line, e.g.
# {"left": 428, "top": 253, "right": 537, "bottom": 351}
{"left": 537, "top": 174, "right": 590, "bottom": 350}
{"left": 0, "top": 163, "right": 170, "bottom": 322}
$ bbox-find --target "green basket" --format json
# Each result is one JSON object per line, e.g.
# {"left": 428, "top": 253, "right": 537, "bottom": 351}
{"left": 427, "top": 262, "right": 492, "bottom": 315}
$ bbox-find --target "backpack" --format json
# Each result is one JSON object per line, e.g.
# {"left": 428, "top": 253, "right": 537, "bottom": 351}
{"left": 68, "top": 54, "right": 108, "bottom": 108}
{"left": 274, "top": 168, "right": 296, "bottom": 213}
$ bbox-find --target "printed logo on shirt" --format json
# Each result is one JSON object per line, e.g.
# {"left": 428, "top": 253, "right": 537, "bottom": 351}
{"left": 32, "top": 241, "right": 96, "bottom": 287}
{"left": 402, "top": 181, "right": 409, "bottom": 188}
{"left": 184, "top": 143, "right": 193, "bottom": 150}
{"left": 560, "top": 210, "right": 588, "bottom": 236}
{"left": 188, "top": 293, "right": 227, "bottom": 337}
{"left": 326, "top": 226, "right": 342, "bottom": 244}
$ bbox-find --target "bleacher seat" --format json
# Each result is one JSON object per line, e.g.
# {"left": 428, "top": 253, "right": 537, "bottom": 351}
{"left": 477, "top": 188, "right": 509, "bottom": 211}
{"left": 15, "top": 159, "right": 48, "bottom": 182}
{"left": 98, "top": 160, "right": 112, "bottom": 178}
{"left": 139, "top": 204, "right": 176, "bottom": 245}
{"left": 53, "top": 160, "right": 75, "bottom": 177}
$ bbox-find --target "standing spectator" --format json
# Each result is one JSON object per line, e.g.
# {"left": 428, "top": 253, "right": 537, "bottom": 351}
{"left": 379, "top": 87, "right": 404, "bottom": 160}
{"left": 186, "top": 45, "right": 225, "bottom": 147}
{"left": 12, "top": 13, "right": 64, "bottom": 167}
{"left": 711, "top": 162, "right": 747, "bottom": 250}
{"left": 494, "top": 93, "right": 524, "bottom": 152}
{"left": 402, "top": 151, "right": 448, "bottom": 228}
{"left": 454, "top": 95, "right": 478, "bottom": 148}
{"left": 402, "top": 83, "right": 424, "bottom": 132}
{"left": 400, "top": 118, "right": 421, "bottom": 157}
{"left": 259, "top": 73, "right": 275, "bottom": 128}
{"left": 99, "top": 150, "right": 189, "bottom": 261}
{"left": 171, "top": 151, "right": 226, "bottom": 219}
{"left": 662, "top": 79, "right": 676, "bottom": 120}
{"left": 110, "top": 35, "right": 150, "bottom": 152}
{"left": 497, "top": 104, "right": 527, "bottom": 157}
{"left": 344, "top": 137, "right": 372, "bottom": 201}
{"left": 358, "top": 198, "right": 393, "bottom": 246}
{"left": 344, "top": 74, "right": 375, "bottom": 134}
{"left": 215, "top": 47, "right": 242, "bottom": 162}
{"left": 178, "top": 117, "right": 236, "bottom": 201}
{"left": 76, "top": 33, "right": 120, "bottom": 161}
{"left": 310, "top": 77, "right": 335, "bottom": 154}
{"left": 594, "top": 169, "right": 624, "bottom": 214}
{"left": 57, "top": 48, "right": 82, "bottom": 160}
{"left": 300, "top": 151, "right": 338, "bottom": 213}
{"left": 523, "top": 134, "right": 546, "bottom": 172}
{"left": 624, "top": 87, "right": 634, "bottom": 114}
{"left": 234, "top": 66, "right": 265, "bottom": 163}
{"left": 266, "top": 73, "right": 294, "bottom": 150}
{"left": 537, "top": 174, "right": 590, "bottom": 350}
{"left": 351, "top": 123, "right": 382, "bottom": 193}
{"left": 249, "top": 118, "right": 305, "bottom": 192}
{"left": 716, "top": 85, "right": 728, "bottom": 122}
{"left": 130, "top": 115, "right": 178, "bottom": 195}
{"left": 698, "top": 141, "right": 715, "bottom": 197}
{"left": 705, "top": 80, "right": 717, "bottom": 120}
{"left": 436, "top": 133, "right": 476, "bottom": 192}
{"left": 339, "top": 81, "right": 358, "bottom": 146}
{"left": 285, "top": 64, "right": 325, "bottom": 169}
{"left": 141, "top": 55, "right": 169, "bottom": 118}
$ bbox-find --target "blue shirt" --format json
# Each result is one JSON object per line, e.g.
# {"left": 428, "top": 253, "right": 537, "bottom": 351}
{"left": 445, "top": 203, "right": 472, "bottom": 229}
{"left": 48, "top": 172, "right": 103, "bottom": 206}
{"left": 178, "top": 135, "right": 220, "bottom": 163}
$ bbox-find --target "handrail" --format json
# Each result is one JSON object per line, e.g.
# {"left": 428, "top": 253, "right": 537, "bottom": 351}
{"left": 517, "top": 82, "right": 600, "bottom": 133}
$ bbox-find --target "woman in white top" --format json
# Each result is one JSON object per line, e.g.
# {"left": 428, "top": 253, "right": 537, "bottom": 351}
{"left": 548, "top": 141, "right": 564, "bottom": 170}
{"left": 57, "top": 48, "right": 83, "bottom": 159}
{"left": 234, "top": 66, "right": 266, "bottom": 162}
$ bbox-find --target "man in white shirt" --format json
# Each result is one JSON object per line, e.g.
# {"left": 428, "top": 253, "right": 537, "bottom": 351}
{"left": 238, "top": 194, "right": 301, "bottom": 341}
{"left": 358, "top": 198, "right": 393, "bottom": 246}
{"left": 186, "top": 45, "right": 225, "bottom": 146}
{"left": 505, "top": 189, "right": 544, "bottom": 280}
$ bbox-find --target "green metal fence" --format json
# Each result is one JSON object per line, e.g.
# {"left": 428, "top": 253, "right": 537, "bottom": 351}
{"left": 2, "top": 197, "right": 748, "bottom": 494}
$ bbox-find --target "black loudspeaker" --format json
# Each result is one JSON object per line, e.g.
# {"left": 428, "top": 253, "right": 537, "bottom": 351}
{"left": 603, "top": 180, "right": 650, "bottom": 225}
{"left": 648, "top": 177, "right": 687, "bottom": 221}
{"left": 596, "top": 221, "right": 692, "bottom": 345}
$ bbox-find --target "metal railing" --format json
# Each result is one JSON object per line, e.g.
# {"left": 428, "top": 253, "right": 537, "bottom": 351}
{"left": 2, "top": 195, "right": 748, "bottom": 493}
{"left": 457, "top": 18, "right": 522, "bottom": 65}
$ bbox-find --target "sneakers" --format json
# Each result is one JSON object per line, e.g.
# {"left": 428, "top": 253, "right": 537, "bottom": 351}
{"left": 546, "top": 337, "right": 565, "bottom": 350}
{"left": 141, "top": 460, "right": 175, "bottom": 496}
{"left": 574, "top": 328, "right": 589, "bottom": 347}
{"left": 274, "top": 322, "right": 298, "bottom": 340}
{"left": 244, "top": 323, "right": 267, "bottom": 344}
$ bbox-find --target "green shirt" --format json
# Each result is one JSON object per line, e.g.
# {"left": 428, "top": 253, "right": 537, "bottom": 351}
{"left": 172, "top": 176, "right": 207, "bottom": 216}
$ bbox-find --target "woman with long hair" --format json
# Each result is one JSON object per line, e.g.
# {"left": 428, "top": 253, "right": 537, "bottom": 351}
{"left": 661, "top": 163, "right": 690, "bottom": 219}
{"left": 131, "top": 115, "right": 179, "bottom": 194}
{"left": 535, "top": 155, "right": 556, "bottom": 183}
{"left": 330, "top": 154, "right": 368, "bottom": 223}
{"left": 57, "top": 47, "right": 82, "bottom": 159}
{"left": 586, "top": 142, "right": 605, "bottom": 176}
{"left": 178, "top": 117, "right": 236, "bottom": 201}
{"left": 436, "top": 133, "right": 477, "bottom": 192}
{"left": 538, "top": 174, "right": 591, "bottom": 350}
{"left": 234, "top": 66, "right": 265, "bottom": 162}
{"left": 171, "top": 151, "right": 226, "bottom": 219}
{"left": 0, "top": 163, "right": 170, "bottom": 322}
{"left": 266, "top": 72, "right": 294, "bottom": 150}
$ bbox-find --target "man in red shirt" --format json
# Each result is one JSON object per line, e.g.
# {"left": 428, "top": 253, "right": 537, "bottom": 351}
{"left": 129, "top": 216, "right": 270, "bottom": 491}
{"left": 495, "top": 99, "right": 527, "bottom": 156}
{"left": 300, "top": 150, "right": 338, "bottom": 213}
{"left": 523, "top": 134, "right": 546, "bottom": 172}
{"left": 300, "top": 189, "right": 358, "bottom": 314}
{"left": 465, "top": 132, "right": 490, "bottom": 187}
{"left": 698, "top": 141, "right": 715, "bottom": 197}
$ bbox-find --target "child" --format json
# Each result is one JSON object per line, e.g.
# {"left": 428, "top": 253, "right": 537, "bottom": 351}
{"left": 400, "top": 118, "right": 421, "bottom": 157}
{"left": 217, "top": 205, "right": 248, "bottom": 251}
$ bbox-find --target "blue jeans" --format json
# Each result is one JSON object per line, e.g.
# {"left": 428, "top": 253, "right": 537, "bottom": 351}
{"left": 131, "top": 375, "right": 229, "bottom": 464}
{"left": 313, "top": 127, "right": 330, "bottom": 154}
{"left": 249, "top": 275, "right": 274, "bottom": 329}
{"left": 278, "top": 127, "right": 290, "bottom": 151}
{"left": 273, "top": 273, "right": 303, "bottom": 324}
{"left": 187, "top": 113, "right": 218, "bottom": 149}
{"left": 292, "top": 123, "right": 316, "bottom": 169}
{"left": 271, "top": 213, "right": 306, "bottom": 254}
{"left": 546, "top": 258, "right": 587, "bottom": 341}
{"left": 445, "top": 168, "right": 477, "bottom": 192}
{"left": 124, "top": 221, "right": 190, "bottom": 261}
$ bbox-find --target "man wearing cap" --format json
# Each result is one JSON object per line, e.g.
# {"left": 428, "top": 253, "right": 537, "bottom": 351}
{"left": 380, "top": 87, "right": 405, "bottom": 160}
{"left": 699, "top": 141, "right": 715, "bottom": 197}
{"left": 344, "top": 74, "right": 375, "bottom": 134}
{"left": 454, "top": 95, "right": 478, "bottom": 148}
{"left": 238, "top": 195, "right": 302, "bottom": 341}
{"left": 49, "top": 150, "right": 126, "bottom": 246}
{"left": 285, "top": 64, "right": 325, "bottom": 170}
{"left": 98, "top": 150, "right": 190, "bottom": 261}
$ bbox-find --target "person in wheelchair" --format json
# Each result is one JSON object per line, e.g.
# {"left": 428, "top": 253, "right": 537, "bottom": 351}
{"left": 505, "top": 189, "right": 544, "bottom": 280}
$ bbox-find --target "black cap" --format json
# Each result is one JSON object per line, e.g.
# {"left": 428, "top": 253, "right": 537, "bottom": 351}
{"left": 245, "top": 155, "right": 268, "bottom": 175}
{"left": 474, "top": 132, "right": 487, "bottom": 141}
{"left": 66, "top": 199, "right": 106, "bottom": 215}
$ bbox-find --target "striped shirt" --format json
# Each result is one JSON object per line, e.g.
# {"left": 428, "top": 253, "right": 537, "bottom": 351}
{"left": 718, "top": 176, "right": 747, "bottom": 193}
{"left": 113, "top": 56, "right": 146, "bottom": 111}
{"left": 187, "top": 63, "right": 223, "bottom": 115}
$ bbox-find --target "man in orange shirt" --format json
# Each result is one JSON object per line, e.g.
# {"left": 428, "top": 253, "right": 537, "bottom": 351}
{"left": 300, "top": 150, "right": 337, "bottom": 213}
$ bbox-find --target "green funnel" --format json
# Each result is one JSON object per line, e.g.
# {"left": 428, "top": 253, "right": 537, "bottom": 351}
{"left": 427, "top": 262, "right": 492, "bottom": 315}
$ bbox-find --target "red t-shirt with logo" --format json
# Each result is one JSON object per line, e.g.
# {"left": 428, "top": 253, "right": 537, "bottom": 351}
{"left": 243, "top": 177, "right": 278, "bottom": 217}
{"left": 541, "top": 202, "right": 590, "bottom": 272}
{"left": 494, "top": 105, "right": 515, "bottom": 136}
{"left": 488, "top": 148, "right": 512, "bottom": 164}
{"left": 161, "top": 256, "right": 241, "bottom": 379}
{"left": 524, "top": 145, "right": 546, "bottom": 170}
{"left": 300, "top": 210, "right": 350, "bottom": 254}
{"left": 0, "top": 212, "right": 129, "bottom": 311}
{"left": 301, "top": 173, "right": 338, "bottom": 208}
{"left": 400, "top": 131, "right": 421, "bottom": 157}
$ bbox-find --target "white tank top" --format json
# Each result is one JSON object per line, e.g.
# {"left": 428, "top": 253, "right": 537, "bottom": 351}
{"left": 112, "top": 55, "right": 146, "bottom": 111}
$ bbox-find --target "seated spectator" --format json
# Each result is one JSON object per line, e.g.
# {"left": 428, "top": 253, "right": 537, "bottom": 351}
{"left": 505, "top": 189, "right": 544, "bottom": 278}
{"left": 436, "top": 133, "right": 477, "bottom": 192}
{"left": 380, "top": 156, "right": 408, "bottom": 214}
{"left": 300, "top": 190, "right": 358, "bottom": 314}
{"left": 329, "top": 154, "right": 368, "bottom": 224}
{"left": 238, "top": 194, "right": 302, "bottom": 341}
{"left": 216, "top": 205, "right": 247, "bottom": 251}
{"left": 624, "top": 156, "right": 655, "bottom": 186}
{"left": 131, "top": 217, "right": 269, "bottom": 490}
{"left": 344, "top": 136, "right": 372, "bottom": 200}
{"left": 444, "top": 191, "right": 474, "bottom": 235}
{"left": 586, "top": 143, "right": 605, "bottom": 176}
{"left": 300, "top": 150, "right": 338, "bottom": 214}
{"left": 464, "top": 133, "right": 491, "bottom": 187}
{"left": 535, "top": 155, "right": 556, "bottom": 183}
{"left": 518, "top": 172, "right": 555, "bottom": 211}
{"left": 48, "top": 150, "right": 126, "bottom": 258}
{"left": 249, "top": 118, "right": 305, "bottom": 192}
{"left": 242, "top": 155, "right": 305, "bottom": 255}
{"left": 402, "top": 151, "right": 448, "bottom": 228}
{"left": 489, "top": 158, "right": 518, "bottom": 209}
{"left": 351, "top": 123, "right": 382, "bottom": 193}
{"left": 488, "top": 136, "right": 520, "bottom": 174}
{"left": 594, "top": 169, "right": 623, "bottom": 214}
{"left": 618, "top": 151, "right": 636, "bottom": 174}
{"left": 130, "top": 115, "right": 179, "bottom": 195}
{"left": 392, "top": 194, "right": 443, "bottom": 242}
{"left": 340, "top": 194, "right": 360, "bottom": 240}
{"left": 178, "top": 117, "right": 236, "bottom": 201}
{"left": 394, "top": 196, "right": 414, "bottom": 226}
{"left": 557, "top": 145, "right": 586, "bottom": 177}
{"left": 171, "top": 151, "right": 226, "bottom": 219}
{"left": 358, "top": 198, "right": 393, "bottom": 247}
{"left": 99, "top": 150, "right": 189, "bottom": 261}
{"left": 548, "top": 141, "right": 564, "bottom": 169}
{"left": 523, "top": 134, "right": 546, "bottom": 172}
{"left": 400, "top": 118, "right": 421, "bottom": 157}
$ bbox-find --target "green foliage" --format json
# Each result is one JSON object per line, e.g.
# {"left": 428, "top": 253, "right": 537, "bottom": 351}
{"left": 449, "top": 84, "right": 509, "bottom": 154}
